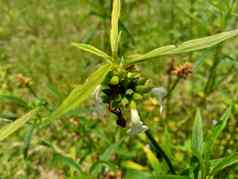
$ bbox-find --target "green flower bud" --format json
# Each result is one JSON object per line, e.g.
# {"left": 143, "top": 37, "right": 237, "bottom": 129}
{"left": 144, "top": 79, "right": 153, "bottom": 88}
{"left": 110, "top": 76, "right": 120, "bottom": 85}
{"left": 133, "top": 93, "right": 143, "bottom": 100}
{"left": 138, "top": 77, "right": 146, "bottom": 85}
{"left": 127, "top": 72, "right": 134, "bottom": 79}
{"left": 128, "top": 72, "right": 140, "bottom": 79}
{"left": 121, "top": 97, "right": 129, "bottom": 106}
{"left": 130, "top": 100, "right": 137, "bottom": 109}
{"left": 136, "top": 85, "right": 149, "bottom": 93}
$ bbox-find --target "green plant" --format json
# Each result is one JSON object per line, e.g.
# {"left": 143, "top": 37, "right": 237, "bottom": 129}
{"left": 185, "top": 106, "right": 238, "bottom": 179}
{"left": 1, "top": 0, "right": 238, "bottom": 178}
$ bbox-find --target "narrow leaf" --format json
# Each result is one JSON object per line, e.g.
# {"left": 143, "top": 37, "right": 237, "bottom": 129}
{"left": 22, "top": 124, "right": 34, "bottom": 159}
{"left": 89, "top": 160, "right": 117, "bottom": 174}
{"left": 110, "top": 0, "right": 121, "bottom": 57}
{"left": 210, "top": 153, "right": 238, "bottom": 176}
{"left": 151, "top": 175, "right": 190, "bottom": 179}
{"left": 122, "top": 160, "right": 148, "bottom": 171}
{"left": 143, "top": 146, "right": 161, "bottom": 173}
{"left": 205, "top": 107, "right": 232, "bottom": 155}
{"left": 192, "top": 109, "right": 204, "bottom": 159}
{"left": 72, "top": 43, "right": 112, "bottom": 62}
{"left": 127, "top": 29, "right": 238, "bottom": 64}
{"left": 53, "top": 153, "right": 81, "bottom": 172}
{"left": 0, "top": 110, "right": 37, "bottom": 142}
{"left": 46, "top": 64, "right": 112, "bottom": 124}
{"left": 0, "top": 94, "right": 29, "bottom": 109}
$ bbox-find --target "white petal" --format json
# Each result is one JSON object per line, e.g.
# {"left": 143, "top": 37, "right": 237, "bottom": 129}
{"left": 128, "top": 108, "right": 148, "bottom": 135}
{"left": 127, "top": 123, "right": 148, "bottom": 136}
{"left": 130, "top": 108, "right": 140, "bottom": 123}
{"left": 94, "top": 85, "right": 101, "bottom": 103}
{"left": 151, "top": 87, "right": 167, "bottom": 114}
{"left": 151, "top": 87, "right": 167, "bottom": 101}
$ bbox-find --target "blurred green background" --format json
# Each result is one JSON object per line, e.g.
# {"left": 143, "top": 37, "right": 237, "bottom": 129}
{"left": 0, "top": 0, "right": 238, "bottom": 178}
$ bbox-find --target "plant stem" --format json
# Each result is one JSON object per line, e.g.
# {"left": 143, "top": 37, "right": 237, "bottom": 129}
{"left": 166, "top": 77, "right": 181, "bottom": 98}
{"left": 145, "top": 130, "right": 176, "bottom": 174}
{"left": 26, "top": 84, "right": 38, "bottom": 98}
{"left": 166, "top": 77, "right": 180, "bottom": 116}
{"left": 204, "top": 46, "right": 222, "bottom": 96}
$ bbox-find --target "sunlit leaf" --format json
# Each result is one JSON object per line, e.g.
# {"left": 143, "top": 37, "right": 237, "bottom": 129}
{"left": 192, "top": 109, "right": 204, "bottom": 159}
{"left": 110, "top": 0, "right": 121, "bottom": 57}
{"left": 122, "top": 161, "right": 148, "bottom": 171}
{"left": 144, "top": 146, "right": 161, "bottom": 173}
{"left": 46, "top": 63, "right": 112, "bottom": 124}
{"left": 72, "top": 43, "right": 112, "bottom": 62}
{"left": 0, "top": 110, "right": 38, "bottom": 142}
{"left": 127, "top": 29, "right": 238, "bottom": 64}
{"left": 210, "top": 153, "right": 238, "bottom": 176}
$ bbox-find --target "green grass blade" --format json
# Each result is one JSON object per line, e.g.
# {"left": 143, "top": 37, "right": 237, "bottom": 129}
{"left": 22, "top": 124, "right": 34, "bottom": 159}
{"left": 53, "top": 153, "right": 81, "bottom": 172}
{"left": 0, "top": 109, "right": 38, "bottom": 142}
{"left": 46, "top": 64, "right": 112, "bottom": 124}
{"left": 210, "top": 153, "right": 238, "bottom": 176}
{"left": 205, "top": 107, "right": 232, "bottom": 156}
{"left": 0, "top": 93, "right": 29, "bottom": 109}
{"left": 127, "top": 29, "right": 238, "bottom": 64}
{"left": 72, "top": 43, "right": 112, "bottom": 62}
{"left": 144, "top": 146, "right": 161, "bottom": 173}
{"left": 192, "top": 109, "right": 204, "bottom": 160}
{"left": 110, "top": 0, "right": 121, "bottom": 58}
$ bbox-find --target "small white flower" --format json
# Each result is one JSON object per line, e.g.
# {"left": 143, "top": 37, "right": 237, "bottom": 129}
{"left": 94, "top": 85, "right": 101, "bottom": 103}
{"left": 151, "top": 87, "right": 167, "bottom": 113}
{"left": 127, "top": 108, "right": 148, "bottom": 136}
{"left": 93, "top": 85, "right": 103, "bottom": 112}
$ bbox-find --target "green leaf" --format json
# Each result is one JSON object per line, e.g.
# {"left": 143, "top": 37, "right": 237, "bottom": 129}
{"left": 47, "top": 82, "right": 64, "bottom": 102}
{"left": 89, "top": 160, "right": 117, "bottom": 174}
{"left": 68, "top": 173, "right": 91, "bottom": 179}
{"left": 0, "top": 110, "right": 38, "bottom": 142}
{"left": 100, "top": 137, "right": 125, "bottom": 161}
{"left": 205, "top": 106, "right": 231, "bottom": 156}
{"left": 125, "top": 170, "right": 151, "bottom": 179}
{"left": 122, "top": 161, "right": 148, "bottom": 171}
{"left": 210, "top": 153, "right": 238, "bottom": 176}
{"left": 127, "top": 29, "right": 238, "bottom": 64}
{"left": 151, "top": 175, "right": 190, "bottom": 179}
{"left": 125, "top": 171, "right": 189, "bottom": 179}
{"left": 0, "top": 112, "right": 17, "bottom": 121}
{"left": 0, "top": 93, "right": 29, "bottom": 109}
{"left": 22, "top": 124, "right": 34, "bottom": 159}
{"left": 192, "top": 109, "right": 204, "bottom": 159}
{"left": 110, "top": 0, "right": 121, "bottom": 57}
{"left": 53, "top": 153, "right": 81, "bottom": 172}
{"left": 162, "top": 128, "right": 173, "bottom": 159}
{"left": 144, "top": 146, "right": 161, "bottom": 173}
{"left": 72, "top": 43, "right": 112, "bottom": 62}
{"left": 45, "top": 63, "right": 112, "bottom": 125}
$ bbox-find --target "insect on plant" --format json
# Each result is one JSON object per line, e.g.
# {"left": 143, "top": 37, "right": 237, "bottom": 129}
{"left": 1, "top": 0, "right": 238, "bottom": 177}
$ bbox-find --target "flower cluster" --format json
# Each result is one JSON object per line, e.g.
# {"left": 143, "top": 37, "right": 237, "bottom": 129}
{"left": 99, "top": 65, "right": 152, "bottom": 135}
{"left": 171, "top": 63, "right": 193, "bottom": 79}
